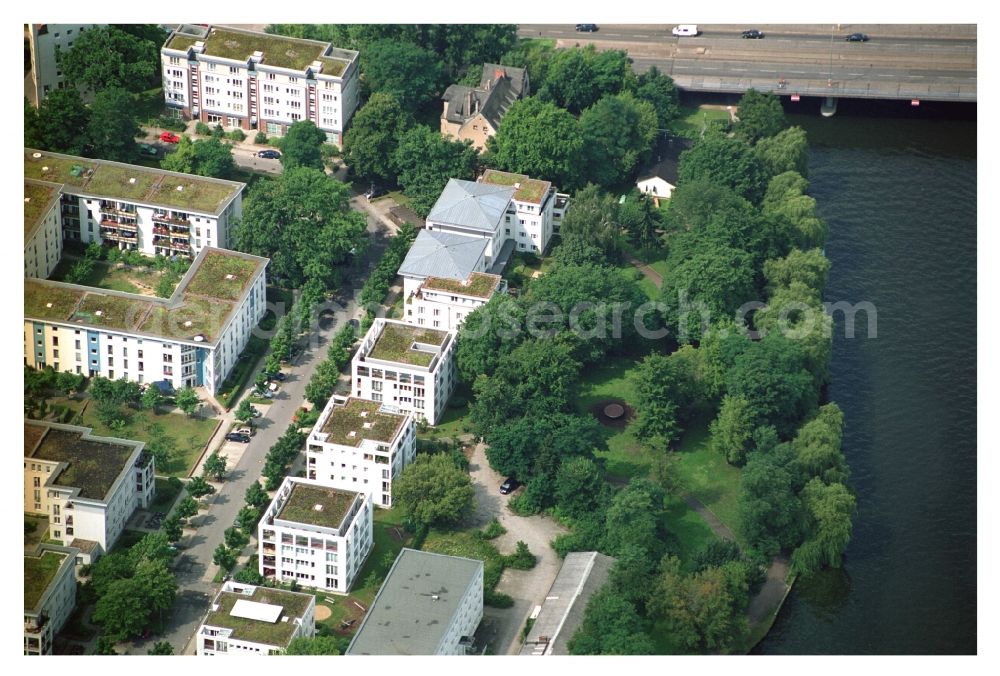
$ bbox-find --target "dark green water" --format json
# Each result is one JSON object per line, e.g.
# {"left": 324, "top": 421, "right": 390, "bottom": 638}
{"left": 757, "top": 109, "right": 977, "bottom": 654}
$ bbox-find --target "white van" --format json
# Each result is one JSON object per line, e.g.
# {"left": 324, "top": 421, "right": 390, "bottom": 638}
{"left": 672, "top": 25, "right": 699, "bottom": 37}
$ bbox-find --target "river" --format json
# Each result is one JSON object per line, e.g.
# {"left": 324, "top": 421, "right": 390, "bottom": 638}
{"left": 756, "top": 103, "right": 977, "bottom": 654}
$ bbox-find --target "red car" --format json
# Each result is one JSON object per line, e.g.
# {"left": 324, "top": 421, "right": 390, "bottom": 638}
{"left": 159, "top": 132, "right": 181, "bottom": 143}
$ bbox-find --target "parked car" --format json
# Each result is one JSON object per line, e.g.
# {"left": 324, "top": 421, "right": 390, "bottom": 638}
{"left": 235, "top": 426, "right": 256, "bottom": 437}
{"left": 364, "top": 184, "right": 386, "bottom": 201}
{"left": 159, "top": 132, "right": 181, "bottom": 143}
{"left": 499, "top": 477, "right": 519, "bottom": 495}
{"left": 255, "top": 149, "right": 281, "bottom": 159}
{"left": 741, "top": 29, "right": 764, "bottom": 39}
{"left": 672, "top": 25, "right": 699, "bottom": 37}
{"left": 250, "top": 406, "right": 263, "bottom": 418}
{"left": 271, "top": 372, "right": 287, "bottom": 382}
{"left": 845, "top": 33, "right": 869, "bottom": 42}
{"left": 138, "top": 142, "right": 159, "bottom": 156}
{"left": 575, "top": 24, "right": 598, "bottom": 32}
{"left": 225, "top": 432, "right": 251, "bottom": 443}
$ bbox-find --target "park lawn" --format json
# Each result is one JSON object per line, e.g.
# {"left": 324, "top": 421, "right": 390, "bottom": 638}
{"left": 670, "top": 104, "right": 732, "bottom": 137}
{"left": 422, "top": 403, "right": 472, "bottom": 439}
{"left": 662, "top": 495, "right": 720, "bottom": 570}
{"left": 673, "top": 415, "right": 744, "bottom": 539}
{"left": 638, "top": 276, "right": 660, "bottom": 301}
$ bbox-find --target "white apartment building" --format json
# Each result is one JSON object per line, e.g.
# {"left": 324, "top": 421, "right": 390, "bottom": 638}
{"left": 24, "top": 421, "right": 154, "bottom": 561}
{"left": 25, "top": 148, "right": 244, "bottom": 258}
{"left": 306, "top": 396, "right": 415, "bottom": 508}
{"left": 161, "top": 25, "right": 360, "bottom": 145}
{"left": 26, "top": 24, "right": 102, "bottom": 105}
{"left": 25, "top": 179, "right": 64, "bottom": 279}
{"left": 258, "top": 478, "right": 373, "bottom": 594}
{"left": 24, "top": 544, "right": 80, "bottom": 656}
{"left": 406, "top": 273, "right": 505, "bottom": 332}
{"left": 352, "top": 319, "right": 458, "bottom": 426}
{"left": 347, "top": 548, "right": 484, "bottom": 655}
{"left": 398, "top": 229, "right": 489, "bottom": 303}
{"left": 24, "top": 247, "right": 268, "bottom": 395}
{"left": 479, "top": 170, "right": 569, "bottom": 255}
{"left": 197, "top": 581, "right": 316, "bottom": 656}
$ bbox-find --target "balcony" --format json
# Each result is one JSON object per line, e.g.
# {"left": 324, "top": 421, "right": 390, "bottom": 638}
{"left": 152, "top": 212, "right": 191, "bottom": 226}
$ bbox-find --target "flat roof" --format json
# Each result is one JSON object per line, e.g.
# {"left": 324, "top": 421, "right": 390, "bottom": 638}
{"left": 368, "top": 321, "right": 448, "bottom": 367}
{"left": 204, "top": 586, "right": 313, "bottom": 647}
{"left": 422, "top": 272, "right": 501, "bottom": 299}
{"left": 25, "top": 148, "right": 244, "bottom": 215}
{"left": 276, "top": 482, "right": 359, "bottom": 529}
{"left": 24, "top": 180, "right": 60, "bottom": 245}
{"left": 347, "top": 548, "right": 483, "bottom": 655}
{"left": 24, "top": 549, "right": 68, "bottom": 610}
{"left": 25, "top": 422, "right": 141, "bottom": 501}
{"left": 24, "top": 247, "right": 267, "bottom": 346}
{"left": 480, "top": 170, "right": 551, "bottom": 205}
{"left": 319, "top": 398, "right": 406, "bottom": 447}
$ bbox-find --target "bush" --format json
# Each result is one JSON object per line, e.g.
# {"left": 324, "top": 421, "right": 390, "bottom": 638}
{"left": 227, "top": 128, "right": 246, "bottom": 142}
{"left": 505, "top": 541, "right": 537, "bottom": 570}
{"left": 485, "top": 590, "right": 515, "bottom": 608}
{"left": 269, "top": 136, "right": 285, "bottom": 148}
{"left": 158, "top": 115, "right": 187, "bottom": 132}
{"left": 321, "top": 143, "right": 340, "bottom": 159}
{"left": 211, "top": 124, "right": 226, "bottom": 138}
{"left": 195, "top": 121, "right": 212, "bottom": 136}
{"left": 254, "top": 131, "right": 268, "bottom": 144}
{"left": 480, "top": 518, "right": 507, "bottom": 540}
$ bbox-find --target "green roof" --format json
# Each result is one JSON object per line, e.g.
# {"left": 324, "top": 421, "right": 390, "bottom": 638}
{"left": 199, "top": 27, "right": 325, "bottom": 70}
{"left": 24, "top": 550, "right": 68, "bottom": 610}
{"left": 369, "top": 322, "right": 448, "bottom": 367}
{"left": 28, "top": 426, "right": 138, "bottom": 501}
{"left": 24, "top": 181, "right": 59, "bottom": 244}
{"left": 184, "top": 250, "right": 260, "bottom": 301}
{"left": 166, "top": 33, "right": 200, "bottom": 53}
{"left": 320, "top": 398, "right": 406, "bottom": 447}
{"left": 276, "top": 482, "right": 359, "bottom": 529}
{"left": 481, "top": 169, "right": 550, "bottom": 204}
{"left": 422, "top": 272, "right": 500, "bottom": 299}
{"left": 316, "top": 55, "right": 347, "bottom": 76}
{"left": 204, "top": 587, "right": 314, "bottom": 647}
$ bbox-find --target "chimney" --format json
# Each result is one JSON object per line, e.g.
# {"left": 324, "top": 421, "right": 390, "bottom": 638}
{"left": 466, "top": 91, "right": 473, "bottom": 116}
{"left": 495, "top": 68, "right": 504, "bottom": 81}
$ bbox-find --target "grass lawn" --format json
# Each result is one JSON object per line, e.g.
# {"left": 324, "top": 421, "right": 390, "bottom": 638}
{"left": 672, "top": 414, "right": 743, "bottom": 539}
{"left": 421, "top": 528, "right": 507, "bottom": 597}
{"left": 48, "top": 258, "right": 161, "bottom": 296}
{"left": 422, "top": 403, "right": 472, "bottom": 439}
{"left": 662, "top": 495, "right": 720, "bottom": 569}
{"left": 670, "top": 103, "right": 733, "bottom": 138}
{"left": 149, "top": 477, "right": 184, "bottom": 514}
{"left": 385, "top": 190, "right": 413, "bottom": 209}
{"left": 24, "top": 514, "right": 49, "bottom": 548}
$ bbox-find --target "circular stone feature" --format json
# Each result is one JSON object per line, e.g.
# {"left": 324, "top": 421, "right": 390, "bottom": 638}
{"left": 604, "top": 403, "right": 625, "bottom": 419}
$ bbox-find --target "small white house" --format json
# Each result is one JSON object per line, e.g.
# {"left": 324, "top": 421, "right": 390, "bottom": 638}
{"left": 636, "top": 175, "right": 676, "bottom": 200}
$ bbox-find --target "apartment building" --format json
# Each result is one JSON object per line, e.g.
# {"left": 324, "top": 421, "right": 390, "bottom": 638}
{"left": 24, "top": 247, "right": 268, "bottom": 395}
{"left": 479, "top": 169, "right": 568, "bottom": 254}
{"left": 25, "top": 179, "right": 64, "bottom": 279}
{"left": 347, "top": 548, "right": 484, "bottom": 655}
{"left": 305, "top": 396, "right": 416, "bottom": 508}
{"left": 352, "top": 319, "right": 458, "bottom": 426}
{"left": 24, "top": 544, "right": 80, "bottom": 655}
{"left": 197, "top": 581, "right": 316, "bottom": 656}
{"left": 441, "top": 63, "right": 529, "bottom": 151}
{"left": 258, "top": 478, "right": 373, "bottom": 594}
{"left": 161, "top": 25, "right": 360, "bottom": 145}
{"left": 26, "top": 24, "right": 102, "bottom": 106}
{"left": 25, "top": 148, "right": 244, "bottom": 258}
{"left": 398, "top": 229, "right": 488, "bottom": 302}
{"left": 24, "top": 421, "right": 154, "bottom": 561}
{"left": 405, "top": 273, "right": 504, "bottom": 332}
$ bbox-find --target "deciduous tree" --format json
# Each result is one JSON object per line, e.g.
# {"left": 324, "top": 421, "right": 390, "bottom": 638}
{"left": 86, "top": 87, "right": 140, "bottom": 163}
{"left": 343, "top": 92, "right": 411, "bottom": 182}
{"left": 734, "top": 89, "right": 788, "bottom": 143}
{"left": 279, "top": 120, "right": 328, "bottom": 170}
{"left": 56, "top": 25, "right": 159, "bottom": 93}
{"left": 394, "top": 454, "right": 475, "bottom": 527}
{"left": 393, "top": 125, "right": 478, "bottom": 216}
{"left": 363, "top": 40, "right": 444, "bottom": 110}
{"left": 567, "top": 586, "right": 654, "bottom": 655}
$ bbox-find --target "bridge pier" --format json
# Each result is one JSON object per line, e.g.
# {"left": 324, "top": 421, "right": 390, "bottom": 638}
{"left": 821, "top": 96, "right": 839, "bottom": 117}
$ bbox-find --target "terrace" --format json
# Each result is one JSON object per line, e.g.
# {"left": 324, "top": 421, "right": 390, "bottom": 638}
{"left": 24, "top": 550, "right": 67, "bottom": 610}
{"left": 24, "top": 182, "right": 58, "bottom": 242}
{"left": 28, "top": 426, "right": 137, "bottom": 501}
{"left": 421, "top": 272, "right": 500, "bottom": 299}
{"left": 203, "top": 587, "right": 313, "bottom": 647}
{"left": 481, "top": 169, "right": 550, "bottom": 204}
{"left": 198, "top": 27, "right": 325, "bottom": 71}
{"left": 276, "top": 483, "right": 358, "bottom": 530}
{"left": 368, "top": 322, "right": 447, "bottom": 367}
{"left": 320, "top": 398, "right": 406, "bottom": 447}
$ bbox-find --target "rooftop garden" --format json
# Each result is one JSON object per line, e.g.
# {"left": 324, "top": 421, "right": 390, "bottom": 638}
{"left": 24, "top": 550, "right": 66, "bottom": 610}
{"left": 166, "top": 33, "right": 201, "bottom": 53}
{"left": 84, "top": 164, "right": 161, "bottom": 202}
{"left": 24, "top": 152, "right": 98, "bottom": 187}
{"left": 140, "top": 295, "right": 234, "bottom": 342}
{"left": 321, "top": 399, "right": 405, "bottom": 446}
{"left": 75, "top": 293, "right": 152, "bottom": 331}
{"left": 185, "top": 251, "right": 260, "bottom": 301}
{"left": 24, "top": 182, "right": 57, "bottom": 241}
{"left": 31, "top": 428, "right": 136, "bottom": 500}
{"left": 423, "top": 273, "right": 499, "bottom": 299}
{"left": 204, "top": 587, "right": 314, "bottom": 646}
{"left": 149, "top": 174, "right": 240, "bottom": 213}
{"left": 201, "top": 28, "right": 324, "bottom": 70}
{"left": 24, "top": 282, "right": 84, "bottom": 321}
{"left": 316, "top": 55, "right": 347, "bottom": 76}
{"left": 369, "top": 323, "right": 447, "bottom": 367}
{"left": 276, "top": 483, "right": 357, "bottom": 528}
{"left": 481, "top": 169, "right": 548, "bottom": 204}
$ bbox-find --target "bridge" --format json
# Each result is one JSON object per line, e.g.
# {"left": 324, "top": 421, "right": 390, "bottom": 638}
{"left": 518, "top": 24, "right": 977, "bottom": 104}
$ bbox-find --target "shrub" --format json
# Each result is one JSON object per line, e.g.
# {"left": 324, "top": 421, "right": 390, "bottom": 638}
{"left": 480, "top": 518, "right": 507, "bottom": 540}
{"left": 211, "top": 124, "right": 226, "bottom": 138}
{"left": 505, "top": 541, "right": 537, "bottom": 570}
{"left": 227, "top": 128, "right": 246, "bottom": 142}
{"left": 158, "top": 115, "right": 187, "bottom": 132}
{"left": 195, "top": 121, "right": 211, "bottom": 136}
{"left": 485, "top": 591, "right": 514, "bottom": 608}
{"left": 254, "top": 131, "right": 268, "bottom": 144}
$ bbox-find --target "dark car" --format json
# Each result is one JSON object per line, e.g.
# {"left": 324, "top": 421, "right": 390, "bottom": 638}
{"left": 225, "top": 432, "right": 251, "bottom": 443}
{"left": 741, "top": 29, "right": 764, "bottom": 39}
{"left": 499, "top": 477, "right": 519, "bottom": 495}
{"left": 256, "top": 149, "right": 282, "bottom": 159}
{"left": 845, "top": 33, "right": 869, "bottom": 42}
{"left": 575, "top": 24, "right": 598, "bottom": 32}
{"left": 271, "top": 372, "right": 286, "bottom": 382}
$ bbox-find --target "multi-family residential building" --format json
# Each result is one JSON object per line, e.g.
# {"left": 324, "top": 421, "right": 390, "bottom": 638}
{"left": 398, "top": 229, "right": 489, "bottom": 303}
{"left": 196, "top": 581, "right": 316, "bottom": 656}
{"left": 347, "top": 548, "right": 484, "bottom": 655}
{"left": 305, "top": 396, "right": 416, "bottom": 508}
{"left": 479, "top": 169, "right": 569, "bottom": 255}
{"left": 352, "top": 319, "right": 458, "bottom": 426}
{"left": 440, "top": 63, "right": 529, "bottom": 151}
{"left": 23, "top": 421, "right": 154, "bottom": 561}
{"left": 161, "top": 24, "right": 360, "bottom": 145}
{"left": 405, "top": 273, "right": 505, "bottom": 332}
{"left": 24, "top": 543, "right": 80, "bottom": 655}
{"left": 24, "top": 247, "right": 268, "bottom": 395}
{"left": 24, "top": 179, "right": 64, "bottom": 279}
{"left": 258, "top": 478, "right": 373, "bottom": 594}
{"left": 25, "top": 148, "right": 244, "bottom": 258}
{"left": 26, "top": 24, "right": 103, "bottom": 106}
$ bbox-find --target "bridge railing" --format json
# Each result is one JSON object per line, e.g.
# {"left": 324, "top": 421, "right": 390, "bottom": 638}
{"left": 673, "top": 76, "right": 977, "bottom": 102}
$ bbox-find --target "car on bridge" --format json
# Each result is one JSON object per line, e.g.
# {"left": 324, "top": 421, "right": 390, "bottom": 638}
{"left": 845, "top": 33, "right": 870, "bottom": 42}
{"left": 741, "top": 29, "right": 765, "bottom": 39}
{"left": 575, "top": 24, "right": 598, "bottom": 32}
{"left": 672, "top": 25, "right": 699, "bottom": 37}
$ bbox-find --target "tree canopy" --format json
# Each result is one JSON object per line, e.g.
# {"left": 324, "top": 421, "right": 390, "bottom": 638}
{"left": 678, "top": 134, "right": 768, "bottom": 204}
{"left": 755, "top": 126, "right": 809, "bottom": 178}
{"left": 579, "top": 92, "right": 659, "bottom": 186}
{"left": 343, "top": 92, "right": 412, "bottom": 183}
{"left": 538, "top": 46, "right": 633, "bottom": 115}
{"left": 280, "top": 121, "right": 329, "bottom": 171}
{"left": 363, "top": 40, "right": 444, "bottom": 111}
{"left": 557, "top": 184, "right": 624, "bottom": 262}
{"left": 87, "top": 87, "right": 139, "bottom": 163}
{"left": 567, "top": 586, "right": 655, "bottom": 655}
{"left": 393, "top": 125, "right": 479, "bottom": 216}
{"left": 633, "top": 65, "right": 681, "bottom": 129}
{"left": 25, "top": 90, "right": 90, "bottom": 155}
{"left": 160, "top": 136, "right": 236, "bottom": 179}
{"left": 56, "top": 25, "right": 160, "bottom": 93}
{"left": 394, "top": 454, "right": 475, "bottom": 527}
{"left": 486, "top": 97, "right": 584, "bottom": 191}
{"left": 455, "top": 293, "right": 526, "bottom": 383}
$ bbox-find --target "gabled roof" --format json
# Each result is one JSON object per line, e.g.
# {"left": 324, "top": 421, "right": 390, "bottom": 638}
{"left": 637, "top": 136, "right": 694, "bottom": 185}
{"left": 398, "top": 229, "right": 487, "bottom": 281}
{"left": 441, "top": 63, "right": 529, "bottom": 129}
{"left": 426, "top": 179, "right": 514, "bottom": 232}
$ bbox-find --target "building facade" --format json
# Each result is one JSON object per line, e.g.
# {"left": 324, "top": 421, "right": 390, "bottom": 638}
{"left": 398, "top": 229, "right": 489, "bottom": 303}
{"left": 258, "top": 478, "right": 373, "bottom": 594}
{"left": 24, "top": 180, "right": 64, "bottom": 279}
{"left": 305, "top": 396, "right": 416, "bottom": 508}
{"left": 24, "top": 247, "right": 269, "bottom": 395}
{"left": 352, "top": 319, "right": 458, "bottom": 426}
{"left": 26, "top": 24, "right": 102, "bottom": 105}
{"left": 479, "top": 170, "right": 569, "bottom": 255}
{"left": 24, "top": 544, "right": 79, "bottom": 655}
{"left": 440, "top": 64, "right": 529, "bottom": 151}
{"left": 197, "top": 581, "right": 316, "bottom": 656}
{"left": 24, "top": 421, "right": 154, "bottom": 559}
{"left": 25, "top": 149, "right": 244, "bottom": 258}
{"left": 161, "top": 25, "right": 360, "bottom": 145}
{"left": 405, "top": 272, "right": 504, "bottom": 332}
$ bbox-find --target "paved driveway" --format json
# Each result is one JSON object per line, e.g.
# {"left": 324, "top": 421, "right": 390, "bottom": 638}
{"left": 466, "top": 443, "right": 568, "bottom": 655}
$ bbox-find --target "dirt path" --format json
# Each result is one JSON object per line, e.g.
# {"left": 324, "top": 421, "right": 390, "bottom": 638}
{"left": 748, "top": 556, "right": 791, "bottom": 624}
{"left": 682, "top": 493, "right": 737, "bottom": 542}
{"left": 626, "top": 254, "right": 664, "bottom": 289}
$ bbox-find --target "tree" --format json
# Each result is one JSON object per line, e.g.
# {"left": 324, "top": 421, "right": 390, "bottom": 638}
{"left": 86, "top": 87, "right": 139, "bottom": 163}
{"left": 539, "top": 46, "right": 632, "bottom": 114}
{"left": 557, "top": 184, "right": 624, "bottom": 262}
{"left": 96, "top": 636, "right": 119, "bottom": 655}
{"left": 56, "top": 25, "right": 159, "bottom": 93}
{"left": 567, "top": 586, "right": 655, "bottom": 655}
{"left": 234, "top": 399, "right": 255, "bottom": 425}
{"left": 763, "top": 247, "right": 830, "bottom": 294}
{"left": 734, "top": 89, "right": 788, "bottom": 143}
{"left": 148, "top": 641, "right": 174, "bottom": 655}
{"left": 343, "top": 92, "right": 411, "bottom": 182}
{"left": 175, "top": 496, "right": 199, "bottom": 521}
{"left": 393, "top": 454, "right": 475, "bottom": 528}
{"left": 554, "top": 457, "right": 605, "bottom": 519}
{"left": 202, "top": 451, "right": 227, "bottom": 482}
{"left": 285, "top": 635, "right": 342, "bottom": 655}
{"left": 393, "top": 126, "right": 479, "bottom": 216}
{"left": 224, "top": 526, "right": 249, "bottom": 551}
{"left": 678, "top": 134, "right": 768, "bottom": 204}
{"left": 485, "top": 97, "right": 584, "bottom": 191}
{"left": 25, "top": 89, "right": 91, "bottom": 154}
{"left": 619, "top": 194, "right": 662, "bottom": 250}
{"left": 762, "top": 171, "right": 827, "bottom": 249}
{"left": 162, "top": 515, "right": 183, "bottom": 542}
{"left": 134, "top": 559, "right": 178, "bottom": 627}
{"left": 92, "top": 560, "right": 176, "bottom": 641}
{"left": 278, "top": 120, "right": 329, "bottom": 170}
{"left": 792, "top": 404, "right": 849, "bottom": 485}
{"left": 791, "top": 478, "right": 856, "bottom": 575}
{"left": 139, "top": 385, "right": 163, "bottom": 412}
{"left": 602, "top": 479, "right": 666, "bottom": 559}
{"left": 161, "top": 136, "right": 236, "bottom": 179}
{"left": 633, "top": 65, "right": 680, "bottom": 128}
{"left": 755, "top": 126, "right": 809, "bottom": 179}
{"left": 551, "top": 237, "right": 608, "bottom": 267}
{"left": 175, "top": 387, "right": 200, "bottom": 416}
{"left": 455, "top": 294, "right": 526, "bottom": 383}
{"left": 244, "top": 481, "right": 269, "bottom": 509}
{"left": 236, "top": 505, "right": 262, "bottom": 533}
{"left": 128, "top": 532, "right": 175, "bottom": 566}
{"left": 710, "top": 395, "right": 758, "bottom": 466}
{"left": 579, "top": 92, "right": 659, "bottom": 186}
{"left": 213, "top": 544, "right": 237, "bottom": 571}
{"left": 363, "top": 40, "right": 444, "bottom": 111}
{"left": 738, "top": 443, "right": 804, "bottom": 555}
{"left": 233, "top": 566, "right": 265, "bottom": 585}
{"left": 185, "top": 475, "right": 215, "bottom": 498}
{"left": 632, "top": 353, "right": 702, "bottom": 449}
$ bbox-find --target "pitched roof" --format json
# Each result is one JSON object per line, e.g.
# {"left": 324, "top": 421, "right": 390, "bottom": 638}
{"left": 397, "top": 229, "right": 487, "bottom": 280}
{"left": 426, "top": 179, "right": 514, "bottom": 232}
{"left": 441, "top": 63, "right": 528, "bottom": 129}
{"left": 637, "top": 136, "right": 694, "bottom": 185}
